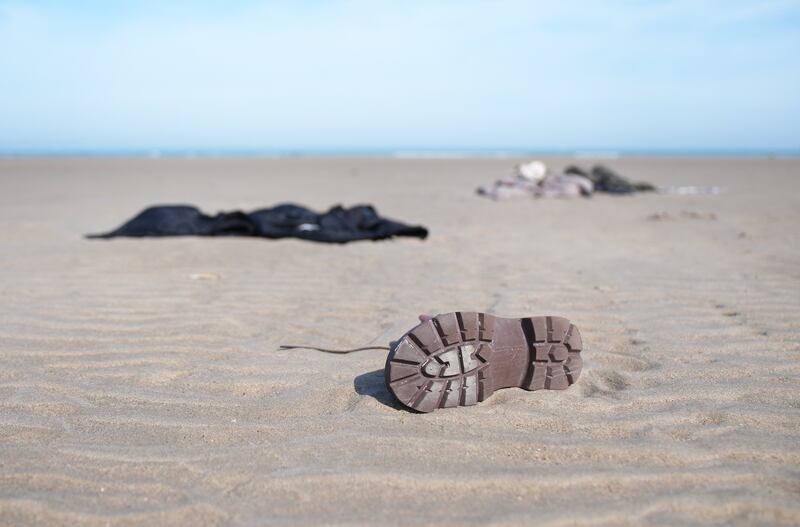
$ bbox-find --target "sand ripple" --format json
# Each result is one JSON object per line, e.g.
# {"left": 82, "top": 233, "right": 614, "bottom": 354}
{"left": 1, "top": 157, "right": 798, "bottom": 526}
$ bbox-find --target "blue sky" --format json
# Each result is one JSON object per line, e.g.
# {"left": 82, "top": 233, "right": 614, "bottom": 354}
{"left": 0, "top": 0, "right": 798, "bottom": 152}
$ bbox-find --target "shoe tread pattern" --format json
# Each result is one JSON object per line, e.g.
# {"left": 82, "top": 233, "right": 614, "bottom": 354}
{"left": 385, "top": 312, "right": 583, "bottom": 412}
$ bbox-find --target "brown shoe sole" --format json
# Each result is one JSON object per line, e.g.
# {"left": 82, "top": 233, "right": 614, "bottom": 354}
{"left": 384, "top": 312, "right": 583, "bottom": 413}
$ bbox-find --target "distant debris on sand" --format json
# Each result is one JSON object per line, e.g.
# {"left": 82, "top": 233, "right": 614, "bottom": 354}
{"left": 647, "top": 210, "right": 718, "bottom": 221}
{"left": 477, "top": 160, "right": 655, "bottom": 200}
{"left": 565, "top": 164, "right": 656, "bottom": 193}
{"left": 477, "top": 160, "right": 723, "bottom": 200}
{"left": 657, "top": 186, "right": 723, "bottom": 195}
{"left": 87, "top": 204, "right": 429, "bottom": 244}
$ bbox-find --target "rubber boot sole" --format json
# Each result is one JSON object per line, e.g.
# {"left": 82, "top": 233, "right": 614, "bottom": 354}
{"left": 384, "top": 312, "right": 583, "bottom": 413}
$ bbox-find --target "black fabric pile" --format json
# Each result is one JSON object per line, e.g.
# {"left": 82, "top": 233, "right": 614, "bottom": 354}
{"left": 87, "top": 204, "right": 428, "bottom": 243}
{"left": 565, "top": 164, "right": 656, "bottom": 194}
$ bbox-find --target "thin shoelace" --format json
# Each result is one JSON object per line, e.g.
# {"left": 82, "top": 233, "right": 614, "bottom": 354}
{"left": 278, "top": 344, "right": 390, "bottom": 354}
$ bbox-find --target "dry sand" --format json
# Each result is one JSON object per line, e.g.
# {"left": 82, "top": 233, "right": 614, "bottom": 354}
{"left": 0, "top": 156, "right": 798, "bottom": 526}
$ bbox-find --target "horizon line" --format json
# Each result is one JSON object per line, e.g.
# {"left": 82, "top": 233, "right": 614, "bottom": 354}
{"left": 1, "top": 147, "right": 799, "bottom": 159}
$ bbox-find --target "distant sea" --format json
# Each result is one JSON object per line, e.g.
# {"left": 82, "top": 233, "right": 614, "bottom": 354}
{"left": 1, "top": 148, "right": 798, "bottom": 158}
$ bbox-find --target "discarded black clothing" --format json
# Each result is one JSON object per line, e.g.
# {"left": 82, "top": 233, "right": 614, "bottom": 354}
{"left": 87, "top": 204, "right": 428, "bottom": 243}
{"left": 565, "top": 165, "right": 655, "bottom": 194}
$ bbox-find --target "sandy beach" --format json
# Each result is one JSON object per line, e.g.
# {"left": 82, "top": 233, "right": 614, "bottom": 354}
{"left": 0, "top": 156, "right": 798, "bottom": 526}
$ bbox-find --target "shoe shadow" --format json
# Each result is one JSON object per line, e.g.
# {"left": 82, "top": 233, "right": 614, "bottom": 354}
{"left": 353, "top": 369, "right": 406, "bottom": 410}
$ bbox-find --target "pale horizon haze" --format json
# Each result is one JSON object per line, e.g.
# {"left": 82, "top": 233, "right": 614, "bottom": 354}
{"left": 1, "top": 0, "right": 799, "bottom": 153}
